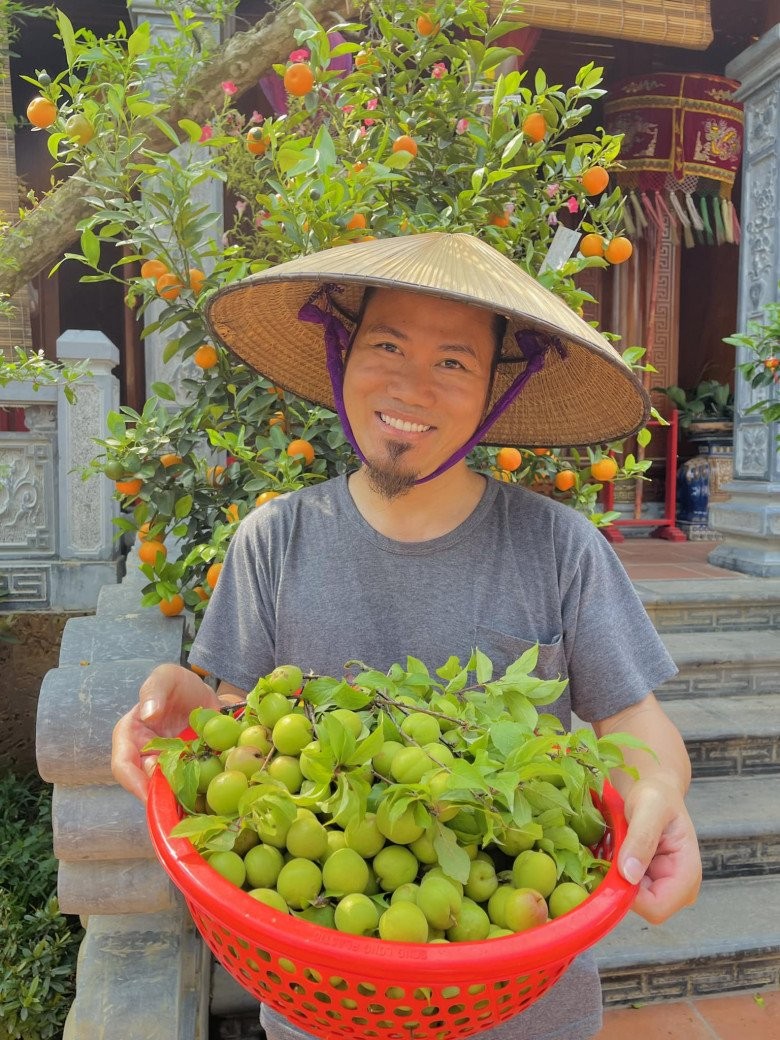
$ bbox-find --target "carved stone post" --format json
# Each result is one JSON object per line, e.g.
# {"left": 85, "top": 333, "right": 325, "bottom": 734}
{"left": 709, "top": 26, "right": 780, "bottom": 576}
{"left": 54, "top": 331, "right": 122, "bottom": 605}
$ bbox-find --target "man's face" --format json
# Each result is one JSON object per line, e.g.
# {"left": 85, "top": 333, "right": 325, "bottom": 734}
{"left": 343, "top": 287, "right": 496, "bottom": 496}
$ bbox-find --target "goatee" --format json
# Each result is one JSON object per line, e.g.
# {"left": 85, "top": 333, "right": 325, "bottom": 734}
{"left": 364, "top": 441, "right": 418, "bottom": 500}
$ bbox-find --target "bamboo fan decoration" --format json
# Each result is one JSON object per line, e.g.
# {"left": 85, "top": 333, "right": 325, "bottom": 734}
{"left": 603, "top": 73, "right": 744, "bottom": 249}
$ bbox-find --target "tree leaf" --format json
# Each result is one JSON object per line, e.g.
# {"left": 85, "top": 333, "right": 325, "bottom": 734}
{"left": 432, "top": 820, "right": 471, "bottom": 884}
{"left": 151, "top": 380, "right": 176, "bottom": 401}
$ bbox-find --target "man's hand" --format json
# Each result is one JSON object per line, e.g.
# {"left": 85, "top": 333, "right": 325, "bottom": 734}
{"left": 594, "top": 693, "right": 702, "bottom": 924}
{"left": 111, "top": 663, "right": 222, "bottom": 803}
{"left": 617, "top": 775, "right": 702, "bottom": 923}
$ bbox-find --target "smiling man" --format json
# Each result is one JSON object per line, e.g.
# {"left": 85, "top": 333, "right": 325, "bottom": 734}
{"left": 112, "top": 233, "right": 701, "bottom": 1040}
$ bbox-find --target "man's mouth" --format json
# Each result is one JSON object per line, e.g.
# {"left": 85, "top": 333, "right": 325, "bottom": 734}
{"left": 379, "top": 412, "right": 432, "bottom": 434}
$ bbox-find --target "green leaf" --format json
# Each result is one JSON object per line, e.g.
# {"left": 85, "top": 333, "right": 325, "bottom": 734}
{"left": 162, "top": 337, "right": 183, "bottom": 364}
{"left": 55, "top": 10, "right": 77, "bottom": 69}
{"left": 449, "top": 759, "right": 490, "bottom": 792}
{"left": 174, "top": 494, "right": 193, "bottom": 520}
{"left": 47, "top": 132, "right": 66, "bottom": 161}
{"left": 384, "top": 150, "right": 414, "bottom": 170}
{"left": 79, "top": 228, "right": 100, "bottom": 268}
{"left": 436, "top": 655, "right": 463, "bottom": 681}
{"left": 106, "top": 410, "right": 126, "bottom": 437}
{"left": 151, "top": 381, "right": 176, "bottom": 401}
{"left": 432, "top": 820, "right": 471, "bottom": 884}
{"left": 317, "top": 712, "right": 357, "bottom": 763}
{"left": 406, "top": 655, "right": 429, "bottom": 677}
{"left": 313, "top": 125, "right": 337, "bottom": 170}
{"left": 127, "top": 98, "right": 162, "bottom": 119}
{"left": 128, "top": 21, "right": 150, "bottom": 60}
{"left": 505, "top": 643, "right": 540, "bottom": 676}
{"left": 474, "top": 649, "right": 493, "bottom": 684}
{"left": 636, "top": 427, "right": 652, "bottom": 447}
{"left": 170, "top": 814, "right": 230, "bottom": 846}
{"left": 345, "top": 724, "right": 385, "bottom": 767}
{"left": 489, "top": 720, "right": 530, "bottom": 758}
{"left": 178, "top": 119, "right": 204, "bottom": 143}
{"left": 503, "top": 692, "right": 537, "bottom": 728}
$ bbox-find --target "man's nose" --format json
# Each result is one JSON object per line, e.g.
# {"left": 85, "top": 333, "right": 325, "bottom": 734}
{"left": 385, "top": 359, "right": 435, "bottom": 405}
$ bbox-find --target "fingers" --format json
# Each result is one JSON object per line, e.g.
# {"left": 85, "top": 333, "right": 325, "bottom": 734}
{"left": 111, "top": 706, "right": 153, "bottom": 803}
{"left": 618, "top": 778, "right": 675, "bottom": 884}
{"left": 630, "top": 861, "right": 701, "bottom": 924}
{"left": 617, "top": 780, "right": 702, "bottom": 924}
{"left": 112, "top": 665, "right": 219, "bottom": 803}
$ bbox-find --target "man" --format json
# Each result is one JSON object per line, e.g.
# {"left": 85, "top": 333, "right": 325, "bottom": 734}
{"left": 113, "top": 233, "right": 701, "bottom": 1040}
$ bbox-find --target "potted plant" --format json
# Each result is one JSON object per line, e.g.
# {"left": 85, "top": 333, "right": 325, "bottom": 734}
{"left": 655, "top": 379, "right": 734, "bottom": 447}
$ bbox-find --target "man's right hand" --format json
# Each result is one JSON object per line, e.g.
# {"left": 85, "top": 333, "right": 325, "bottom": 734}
{"left": 111, "top": 663, "right": 222, "bottom": 803}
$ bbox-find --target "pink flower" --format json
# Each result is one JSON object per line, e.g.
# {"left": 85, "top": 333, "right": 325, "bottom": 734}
{"left": 289, "top": 48, "right": 310, "bottom": 62}
{"left": 566, "top": 196, "right": 580, "bottom": 214}
{"left": 432, "top": 62, "right": 447, "bottom": 79}
{"left": 455, "top": 118, "right": 469, "bottom": 135}
{"left": 221, "top": 81, "right": 238, "bottom": 95}
{"left": 342, "top": 104, "right": 355, "bottom": 114}
{"left": 366, "top": 98, "right": 378, "bottom": 110}
{"left": 235, "top": 199, "right": 247, "bottom": 216}
{"left": 363, "top": 118, "right": 376, "bottom": 126}
{"left": 198, "top": 124, "right": 213, "bottom": 143}
{"left": 547, "top": 213, "right": 559, "bottom": 226}
{"left": 359, "top": 125, "right": 368, "bottom": 137}
{"left": 249, "top": 111, "right": 264, "bottom": 125}
{"left": 545, "top": 183, "right": 560, "bottom": 198}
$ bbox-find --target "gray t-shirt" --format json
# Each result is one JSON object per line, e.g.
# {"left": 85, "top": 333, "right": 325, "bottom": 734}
{"left": 190, "top": 473, "right": 677, "bottom": 1040}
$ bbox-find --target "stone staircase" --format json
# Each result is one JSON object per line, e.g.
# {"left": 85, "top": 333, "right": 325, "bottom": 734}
{"left": 596, "top": 576, "right": 780, "bottom": 1007}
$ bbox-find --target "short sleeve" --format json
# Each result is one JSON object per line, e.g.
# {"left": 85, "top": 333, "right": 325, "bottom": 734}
{"left": 188, "top": 515, "right": 278, "bottom": 691}
{"left": 560, "top": 528, "right": 678, "bottom": 721}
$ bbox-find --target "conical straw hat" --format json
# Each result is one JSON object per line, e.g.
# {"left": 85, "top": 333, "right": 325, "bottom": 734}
{"left": 205, "top": 232, "right": 649, "bottom": 447}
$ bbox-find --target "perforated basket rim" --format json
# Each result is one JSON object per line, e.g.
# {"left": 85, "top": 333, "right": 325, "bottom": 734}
{"left": 147, "top": 743, "right": 637, "bottom": 983}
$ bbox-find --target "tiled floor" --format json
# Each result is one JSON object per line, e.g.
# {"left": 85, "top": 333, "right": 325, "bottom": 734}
{"left": 597, "top": 988, "right": 780, "bottom": 1039}
{"left": 611, "top": 536, "right": 740, "bottom": 582}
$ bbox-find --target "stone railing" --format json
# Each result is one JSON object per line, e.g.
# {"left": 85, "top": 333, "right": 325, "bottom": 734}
{"left": 36, "top": 544, "right": 212, "bottom": 1040}
{"left": 0, "top": 330, "right": 121, "bottom": 611}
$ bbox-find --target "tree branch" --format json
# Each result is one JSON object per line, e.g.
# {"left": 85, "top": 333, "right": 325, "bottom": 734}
{"left": 0, "top": 0, "right": 353, "bottom": 297}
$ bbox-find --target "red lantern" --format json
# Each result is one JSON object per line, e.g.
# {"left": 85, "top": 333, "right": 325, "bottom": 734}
{"left": 604, "top": 73, "right": 744, "bottom": 247}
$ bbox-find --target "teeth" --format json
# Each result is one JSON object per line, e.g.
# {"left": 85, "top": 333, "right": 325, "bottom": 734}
{"left": 380, "top": 413, "right": 432, "bottom": 434}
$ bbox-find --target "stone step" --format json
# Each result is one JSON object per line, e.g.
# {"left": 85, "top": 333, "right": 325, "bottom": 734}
{"left": 636, "top": 577, "right": 780, "bottom": 634}
{"left": 658, "top": 629, "right": 780, "bottom": 699}
{"left": 663, "top": 693, "right": 780, "bottom": 776}
{"left": 597, "top": 874, "right": 780, "bottom": 1006}
{"left": 687, "top": 774, "right": 780, "bottom": 878}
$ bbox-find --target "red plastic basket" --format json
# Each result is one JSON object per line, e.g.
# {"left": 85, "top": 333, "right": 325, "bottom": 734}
{"left": 147, "top": 760, "right": 636, "bottom": 1040}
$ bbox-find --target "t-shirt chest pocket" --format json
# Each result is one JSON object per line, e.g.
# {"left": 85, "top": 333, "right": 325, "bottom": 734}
{"left": 474, "top": 625, "right": 567, "bottom": 683}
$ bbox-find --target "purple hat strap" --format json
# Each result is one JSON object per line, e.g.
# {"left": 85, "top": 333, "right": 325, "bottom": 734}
{"left": 298, "top": 288, "right": 565, "bottom": 483}
{"left": 298, "top": 288, "right": 368, "bottom": 465}
{"left": 416, "top": 329, "right": 566, "bottom": 483}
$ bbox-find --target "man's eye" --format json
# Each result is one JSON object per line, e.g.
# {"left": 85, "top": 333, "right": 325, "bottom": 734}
{"left": 440, "top": 358, "right": 466, "bottom": 369}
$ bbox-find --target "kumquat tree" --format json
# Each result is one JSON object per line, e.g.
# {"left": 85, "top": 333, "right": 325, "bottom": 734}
{"left": 13, "top": 0, "right": 659, "bottom": 640}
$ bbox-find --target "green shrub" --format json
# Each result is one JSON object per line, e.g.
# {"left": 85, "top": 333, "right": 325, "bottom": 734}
{"left": 0, "top": 774, "right": 83, "bottom": 1040}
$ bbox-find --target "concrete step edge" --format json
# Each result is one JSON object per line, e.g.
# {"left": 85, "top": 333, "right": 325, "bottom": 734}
{"left": 663, "top": 693, "right": 780, "bottom": 740}
{"left": 660, "top": 629, "right": 780, "bottom": 666}
{"left": 687, "top": 774, "right": 780, "bottom": 839}
{"left": 595, "top": 875, "right": 780, "bottom": 970}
